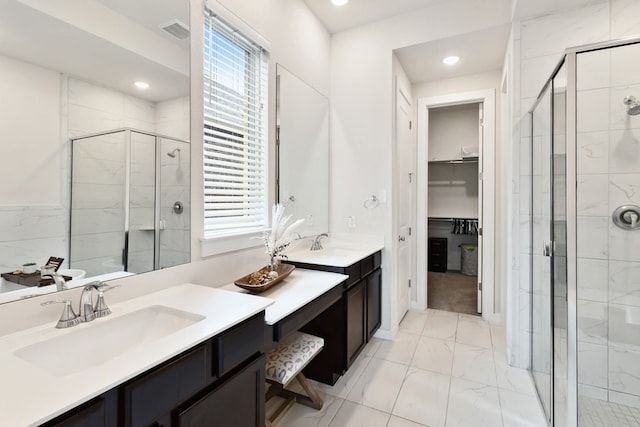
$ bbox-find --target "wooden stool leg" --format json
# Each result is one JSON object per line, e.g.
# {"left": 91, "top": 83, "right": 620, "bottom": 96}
{"left": 294, "top": 373, "right": 323, "bottom": 410}
{"left": 267, "top": 397, "right": 295, "bottom": 426}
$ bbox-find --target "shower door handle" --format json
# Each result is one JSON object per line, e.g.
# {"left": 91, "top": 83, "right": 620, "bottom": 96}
{"left": 543, "top": 241, "right": 553, "bottom": 257}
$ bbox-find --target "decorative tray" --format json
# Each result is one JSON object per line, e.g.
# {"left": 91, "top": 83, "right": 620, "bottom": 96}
{"left": 234, "top": 264, "right": 295, "bottom": 293}
{"left": 1, "top": 271, "right": 72, "bottom": 287}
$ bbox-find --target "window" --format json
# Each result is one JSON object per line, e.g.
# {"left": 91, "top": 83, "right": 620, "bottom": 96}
{"left": 202, "top": 9, "right": 268, "bottom": 238}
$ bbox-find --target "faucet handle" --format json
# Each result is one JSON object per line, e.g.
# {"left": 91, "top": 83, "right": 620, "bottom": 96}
{"left": 94, "top": 284, "right": 119, "bottom": 318}
{"left": 41, "top": 300, "right": 80, "bottom": 329}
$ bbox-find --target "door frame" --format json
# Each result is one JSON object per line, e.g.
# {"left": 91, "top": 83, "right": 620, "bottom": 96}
{"left": 416, "top": 89, "right": 498, "bottom": 323}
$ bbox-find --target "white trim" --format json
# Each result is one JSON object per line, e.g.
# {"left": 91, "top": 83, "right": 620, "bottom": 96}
{"left": 565, "top": 51, "right": 578, "bottom": 427}
{"left": 416, "top": 89, "right": 499, "bottom": 323}
{"left": 372, "top": 327, "right": 393, "bottom": 341}
{"left": 204, "top": 0, "right": 271, "bottom": 52}
{"left": 200, "top": 230, "right": 265, "bottom": 257}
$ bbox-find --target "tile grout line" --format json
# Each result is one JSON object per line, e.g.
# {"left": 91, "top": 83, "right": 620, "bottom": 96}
{"left": 326, "top": 349, "right": 375, "bottom": 427}
{"left": 442, "top": 314, "right": 466, "bottom": 427}
{"left": 490, "top": 321, "right": 508, "bottom": 427}
{"left": 386, "top": 311, "right": 427, "bottom": 424}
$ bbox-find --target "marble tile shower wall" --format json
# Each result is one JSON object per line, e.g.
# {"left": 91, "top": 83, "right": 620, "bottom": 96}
{"left": 158, "top": 144, "right": 190, "bottom": 269}
{"left": 576, "top": 43, "right": 640, "bottom": 409}
{"left": 68, "top": 78, "right": 190, "bottom": 276}
{"left": 510, "top": 0, "right": 640, "bottom": 370}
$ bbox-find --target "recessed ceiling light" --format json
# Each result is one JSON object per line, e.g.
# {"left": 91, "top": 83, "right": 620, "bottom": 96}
{"left": 134, "top": 81, "right": 150, "bottom": 90}
{"left": 442, "top": 56, "right": 460, "bottom": 65}
{"left": 331, "top": 0, "right": 349, "bottom": 6}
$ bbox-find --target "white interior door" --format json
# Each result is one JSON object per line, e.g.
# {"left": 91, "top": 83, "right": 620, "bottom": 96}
{"left": 396, "top": 84, "right": 412, "bottom": 322}
{"left": 477, "top": 103, "right": 484, "bottom": 313}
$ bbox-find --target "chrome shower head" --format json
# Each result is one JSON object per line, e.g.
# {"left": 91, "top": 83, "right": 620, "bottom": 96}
{"left": 624, "top": 96, "right": 640, "bottom": 115}
{"left": 167, "top": 148, "right": 181, "bottom": 158}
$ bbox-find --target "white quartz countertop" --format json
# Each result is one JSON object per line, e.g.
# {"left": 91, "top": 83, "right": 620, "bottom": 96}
{"left": 0, "top": 283, "right": 273, "bottom": 427}
{"left": 285, "top": 240, "right": 383, "bottom": 268}
{"left": 221, "top": 268, "right": 348, "bottom": 325}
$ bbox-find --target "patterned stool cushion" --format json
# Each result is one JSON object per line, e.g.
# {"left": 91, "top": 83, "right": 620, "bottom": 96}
{"left": 265, "top": 332, "right": 324, "bottom": 386}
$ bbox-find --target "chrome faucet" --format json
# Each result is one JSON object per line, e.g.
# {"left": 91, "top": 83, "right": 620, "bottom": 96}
{"left": 78, "top": 282, "right": 101, "bottom": 323}
{"left": 310, "top": 233, "right": 328, "bottom": 251}
{"left": 41, "top": 281, "right": 118, "bottom": 328}
{"left": 40, "top": 265, "right": 67, "bottom": 291}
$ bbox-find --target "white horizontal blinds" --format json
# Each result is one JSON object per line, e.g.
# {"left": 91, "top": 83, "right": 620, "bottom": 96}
{"left": 203, "top": 9, "right": 268, "bottom": 235}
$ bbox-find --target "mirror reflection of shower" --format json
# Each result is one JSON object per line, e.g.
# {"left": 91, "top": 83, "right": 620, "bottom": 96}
{"left": 623, "top": 95, "right": 640, "bottom": 115}
{"left": 70, "top": 129, "right": 190, "bottom": 276}
{"left": 167, "top": 147, "right": 184, "bottom": 181}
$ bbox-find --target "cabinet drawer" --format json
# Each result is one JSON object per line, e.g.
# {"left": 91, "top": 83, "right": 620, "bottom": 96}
{"left": 214, "top": 313, "right": 264, "bottom": 377}
{"left": 428, "top": 237, "right": 448, "bottom": 250}
{"left": 344, "top": 262, "right": 361, "bottom": 286}
{"left": 123, "top": 345, "right": 207, "bottom": 427}
{"left": 372, "top": 251, "right": 382, "bottom": 270}
{"left": 176, "top": 354, "right": 265, "bottom": 427}
{"left": 273, "top": 284, "right": 342, "bottom": 342}
{"left": 42, "top": 397, "right": 106, "bottom": 427}
{"left": 360, "top": 255, "right": 374, "bottom": 277}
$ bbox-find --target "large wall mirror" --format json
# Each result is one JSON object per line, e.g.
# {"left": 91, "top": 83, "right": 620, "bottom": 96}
{"left": 276, "top": 65, "right": 329, "bottom": 237}
{"left": 0, "top": 0, "right": 190, "bottom": 304}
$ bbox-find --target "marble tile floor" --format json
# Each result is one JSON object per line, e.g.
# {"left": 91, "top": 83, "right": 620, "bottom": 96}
{"left": 270, "top": 309, "right": 547, "bottom": 427}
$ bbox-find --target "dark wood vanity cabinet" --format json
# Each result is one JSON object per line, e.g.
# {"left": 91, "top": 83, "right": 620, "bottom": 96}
{"left": 294, "top": 250, "right": 382, "bottom": 384}
{"left": 42, "top": 313, "right": 266, "bottom": 427}
{"left": 176, "top": 354, "right": 265, "bottom": 427}
{"left": 40, "top": 392, "right": 118, "bottom": 427}
{"left": 366, "top": 268, "right": 382, "bottom": 340}
{"left": 346, "top": 279, "right": 367, "bottom": 367}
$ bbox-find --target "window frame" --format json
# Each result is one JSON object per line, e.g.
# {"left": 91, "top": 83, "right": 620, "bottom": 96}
{"left": 200, "top": 4, "right": 270, "bottom": 257}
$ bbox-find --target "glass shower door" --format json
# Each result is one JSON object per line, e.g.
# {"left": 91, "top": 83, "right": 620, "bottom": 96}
{"left": 158, "top": 138, "right": 190, "bottom": 269}
{"left": 126, "top": 131, "right": 157, "bottom": 274}
{"left": 70, "top": 131, "right": 128, "bottom": 276}
{"left": 531, "top": 84, "right": 553, "bottom": 423}
{"left": 575, "top": 41, "right": 640, "bottom": 426}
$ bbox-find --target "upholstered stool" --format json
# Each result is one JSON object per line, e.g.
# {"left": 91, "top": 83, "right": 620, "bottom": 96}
{"left": 265, "top": 332, "right": 324, "bottom": 426}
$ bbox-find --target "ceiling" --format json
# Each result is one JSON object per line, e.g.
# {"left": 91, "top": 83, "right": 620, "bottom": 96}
{"left": 303, "top": 0, "right": 510, "bottom": 83}
{"left": 302, "top": 0, "right": 447, "bottom": 34}
{"left": 302, "top": 0, "right": 604, "bottom": 84}
{"left": 0, "top": 0, "right": 189, "bottom": 102}
{"left": 395, "top": 25, "right": 511, "bottom": 84}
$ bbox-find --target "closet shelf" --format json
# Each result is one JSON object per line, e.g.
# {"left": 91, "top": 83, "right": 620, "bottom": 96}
{"left": 428, "top": 158, "right": 478, "bottom": 164}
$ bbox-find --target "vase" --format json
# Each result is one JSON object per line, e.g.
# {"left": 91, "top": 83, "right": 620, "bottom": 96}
{"left": 269, "top": 255, "right": 280, "bottom": 271}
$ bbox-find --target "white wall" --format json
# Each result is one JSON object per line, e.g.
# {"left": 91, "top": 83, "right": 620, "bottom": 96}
{"left": 331, "top": 0, "right": 510, "bottom": 336}
{"left": 0, "top": 55, "right": 63, "bottom": 206}
{"left": 413, "top": 71, "right": 503, "bottom": 99}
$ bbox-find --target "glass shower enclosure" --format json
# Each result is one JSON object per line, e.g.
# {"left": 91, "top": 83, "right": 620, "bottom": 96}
{"left": 70, "top": 128, "right": 190, "bottom": 277}
{"left": 529, "top": 38, "right": 640, "bottom": 426}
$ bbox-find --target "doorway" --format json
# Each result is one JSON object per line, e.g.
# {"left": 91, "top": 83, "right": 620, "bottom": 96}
{"left": 416, "top": 90, "right": 497, "bottom": 322}
{"left": 426, "top": 103, "right": 482, "bottom": 315}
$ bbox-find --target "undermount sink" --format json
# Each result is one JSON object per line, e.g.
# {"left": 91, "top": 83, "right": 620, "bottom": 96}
{"left": 285, "top": 247, "right": 367, "bottom": 267}
{"left": 58, "top": 269, "right": 86, "bottom": 280}
{"left": 310, "top": 248, "right": 361, "bottom": 257}
{"left": 14, "top": 305, "right": 205, "bottom": 377}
